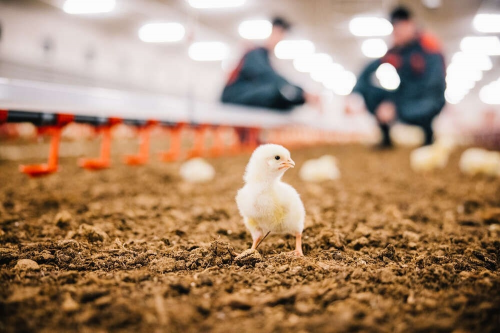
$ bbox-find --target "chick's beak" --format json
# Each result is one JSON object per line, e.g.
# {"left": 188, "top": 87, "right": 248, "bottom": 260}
{"left": 279, "top": 158, "right": 295, "bottom": 170}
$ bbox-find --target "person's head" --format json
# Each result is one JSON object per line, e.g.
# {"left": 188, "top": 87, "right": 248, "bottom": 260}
{"left": 390, "top": 6, "right": 417, "bottom": 46}
{"left": 267, "top": 17, "right": 291, "bottom": 49}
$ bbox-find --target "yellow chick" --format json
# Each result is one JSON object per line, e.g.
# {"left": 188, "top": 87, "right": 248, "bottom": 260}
{"left": 299, "top": 155, "right": 340, "bottom": 182}
{"left": 236, "top": 144, "right": 305, "bottom": 256}
{"left": 410, "top": 138, "right": 455, "bottom": 172}
{"left": 459, "top": 148, "right": 500, "bottom": 177}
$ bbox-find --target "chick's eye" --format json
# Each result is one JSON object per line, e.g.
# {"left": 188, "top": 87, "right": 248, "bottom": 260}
{"left": 275, "top": 156, "right": 280, "bottom": 160}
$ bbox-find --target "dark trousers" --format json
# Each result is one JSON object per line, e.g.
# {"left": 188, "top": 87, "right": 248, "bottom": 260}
{"left": 361, "top": 86, "right": 441, "bottom": 146}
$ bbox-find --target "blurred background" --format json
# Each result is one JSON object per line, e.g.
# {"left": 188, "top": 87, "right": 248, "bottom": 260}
{"left": 0, "top": 0, "right": 499, "bottom": 143}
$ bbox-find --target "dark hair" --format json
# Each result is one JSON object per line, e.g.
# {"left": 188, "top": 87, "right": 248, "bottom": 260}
{"left": 272, "top": 17, "right": 291, "bottom": 31}
{"left": 390, "top": 6, "right": 412, "bottom": 24}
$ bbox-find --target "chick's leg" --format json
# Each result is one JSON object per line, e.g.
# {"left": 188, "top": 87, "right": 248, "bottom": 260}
{"left": 246, "top": 221, "right": 263, "bottom": 250}
{"left": 295, "top": 232, "right": 304, "bottom": 256}
{"left": 250, "top": 228, "right": 264, "bottom": 250}
{"left": 251, "top": 235, "right": 262, "bottom": 250}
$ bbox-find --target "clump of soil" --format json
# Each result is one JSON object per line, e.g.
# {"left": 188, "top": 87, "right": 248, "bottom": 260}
{"left": 0, "top": 145, "right": 499, "bottom": 333}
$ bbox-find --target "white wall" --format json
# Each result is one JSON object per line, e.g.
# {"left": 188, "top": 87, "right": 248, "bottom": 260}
{"left": 0, "top": 2, "right": 230, "bottom": 102}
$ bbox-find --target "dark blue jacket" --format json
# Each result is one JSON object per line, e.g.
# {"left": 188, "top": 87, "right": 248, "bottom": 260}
{"left": 221, "top": 47, "right": 305, "bottom": 111}
{"left": 354, "top": 33, "right": 446, "bottom": 123}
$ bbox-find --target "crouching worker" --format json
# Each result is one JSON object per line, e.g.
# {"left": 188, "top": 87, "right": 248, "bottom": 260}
{"left": 347, "top": 6, "right": 446, "bottom": 148}
{"left": 221, "top": 17, "right": 320, "bottom": 111}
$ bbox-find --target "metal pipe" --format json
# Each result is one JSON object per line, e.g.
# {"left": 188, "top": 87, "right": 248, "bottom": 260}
{"left": 7, "top": 110, "right": 56, "bottom": 126}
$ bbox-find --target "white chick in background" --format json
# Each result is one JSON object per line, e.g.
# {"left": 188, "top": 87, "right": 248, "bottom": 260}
{"left": 299, "top": 155, "right": 340, "bottom": 182}
{"left": 180, "top": 158, "right": 215, "bottom": 183}
{"left": 236, "top": 144, "right": 305, "bottom": 256}
{"left": 410, "top": 138, "right": 455, "bottom": 172}
{"left": 390, "top": 124, "right": 425, "bottom": 147}
{"left": 459, "top": 148, "right": 500, "bottom": 177}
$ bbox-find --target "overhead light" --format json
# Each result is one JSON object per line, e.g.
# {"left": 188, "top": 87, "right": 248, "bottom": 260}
{"left": 274, "top": 40, "right": 315, "bottom": 60}
{"left": 138, "top": 23, "right": 185, "bottom": 43}
{"left": 63, "top": 0, "right": 115, "bottom": 14}
{"left": 349, "top": 17, "right": 393, "bottom": 37}
{"left": 473, "top": 14, "right": 500, "bottom": 33}
{"left": 376, "top": 63, "right": 400, "bottom": 90}
{"left": 447, "top": 63, "right": 483, "bottom": 81}
{"left": 422, "top": 0, "right": 442, "bottom": 9}
{"left": 361, "top": 39, "right": 388, "bottom": 58}
{"left": 238, "top": 20, "right": 272, "bottom": 40}
{"left": 445, "top": 89, "right": 465, "bottom": 104}
{"left": 324, "top": 70, "right": 357, "bottom": 95}
{"left": 188, "top": 42, "right": 229, "bottom": 61}
{"left": 480, "top": 80, "right": 500, "bottom": 105}
{"left": 187, "top": 0, "right": 245, "bottom": 9}
{"left": 447, "top": 80, "right": 475, "bottom": 92}
{"left": 310, "top": 63, "right": 344, "bottom": 83}
{"left": 292, "top": 53, "right": 331, "bottom": 73}
{"left": 460, "top": 36, "right": 500, "bottom": 55}
{"left": 451, "top": 52, "right": 492, "bottom": 71}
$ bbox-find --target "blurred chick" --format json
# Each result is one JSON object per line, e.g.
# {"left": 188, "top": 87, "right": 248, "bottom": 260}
{"left": 390, "top": 124, "right": 425, "bottom": 147}
{"left": 299, "top": 155, "right": 340, "bottom": 182}
{"left": 236, "top": 144, "right": 305, "bottom": 256}
{"left": 410, "top": 138, "right": 455, "bottom": 172}
{"left": 180, "top": 158, "right": 215, "bottom": 183}
{"left": 459, "top": 148, "right": 500, "bottom": 177}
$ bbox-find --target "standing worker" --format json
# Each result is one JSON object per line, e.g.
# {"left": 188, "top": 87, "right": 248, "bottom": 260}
{"left": 347, "top": 6, "right": 446, "bottom": 148}
{"left": 221, "top": 17, "right": 320, "bottom": 111}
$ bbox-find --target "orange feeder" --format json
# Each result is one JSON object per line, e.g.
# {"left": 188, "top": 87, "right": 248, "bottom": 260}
{"left": 244, "top": 127, "right": 260, "bottom": 152}
{"left": 79, "top": 118, "right": 122, "bottom": 170}
{"left": 209, "top": 125, "right": 226, "bottom": 158}
{"left": 19, "top": 113, "right": 74, "bottom": 177}
{"left": 186, "top": 124, "right": 208, "bottom": 159}
{"left": 124, "top": 120, "right": 158, "bottom": 166}
{"left": 0, "top": 109, "right": 7, "bottom": 124}
{"left": 228, "top": 127, "right": 243, "bottom": 155}
{"left": 159, "top": 122, "right": 185, "bottom": 162}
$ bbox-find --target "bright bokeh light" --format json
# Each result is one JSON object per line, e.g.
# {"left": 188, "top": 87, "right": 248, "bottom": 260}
{"left": 446, "top": 63, "right": 483, "bottom": 82}
{"left": 473, "top": 14, "right": 500, "bottom": 33}
{"left": 349, "top": 17, "right": 393, "bottom": 37}
{"left": 63, "top": 0, "right": 115, "bottom": 14}
{"left": 138, "top": 23, "right": 185, "bottom": 43}
{"left": 238, "top": 20, "right": 272, "bottom": 40}
{"left": 375, "top": 63, "right": 400, "bottom": 90}
{"left": 480, "top": 80, "right": 500, "bottom": 105}
{"left": 292, "top": 53, "right": 331, "bottom": 74}
{"left": 323, "top": 70, "right": 357, "bottom": 96}
{"left": 446, "top": 80, "right": 475, "bottom": 91}
{"left": 188, "top": 42, "right": 229, "bottom": 61}
{"left": 460, "top": 36, "right": 500, "bottom": 55}
{"left": 275, "top": 40, "right": 315, "bottom": 60}
{"left": 310, "top": 63, "right": 344, "bottom": 83}
{"left": 451, "top": 52, "right": 492, "bottom": 71}
{"left": 361, "top": 39, "right": 388, "bottom": 58}
{"left": 422, "top": 0, "right": 442, "bottom": 9}
{"left": 445, "top": 89, "right": 464, "bottom": 104}
{"left": 187, "top": 0, "right": 245, "bottom": 9}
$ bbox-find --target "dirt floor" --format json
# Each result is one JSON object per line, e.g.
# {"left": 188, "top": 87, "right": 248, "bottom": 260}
{"left": 0, "top": 144, "right": 499, "bottom": 333}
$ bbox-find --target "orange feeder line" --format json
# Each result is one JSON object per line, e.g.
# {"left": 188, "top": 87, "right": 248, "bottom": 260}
{"left": 243, "top": 127, "right": 260, "bottom": 153}
{"left": 228, "top": 127, "right": 242, "bottom": 155}
{"left": 19, "top": 113, "right": 74, "bottom": 177}
{"left": 159, "top": 122, "right": 186, "bottom": 162}
{"left": 209, "top": 125, "right": 227, "bottom": 158}
{"left": 79, "top": 118, "right": 122, "bottom": 170}
{"left": 186, "top": 124, "right": 208, "bottom": 159}
{"left": 124, "top": 120, "right": 159, "bottom": 166}
{"left": 0, "top": 109, "right": 7, "bottom": 124}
